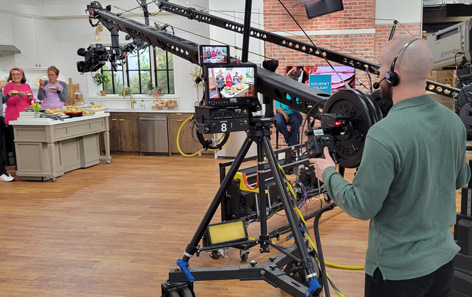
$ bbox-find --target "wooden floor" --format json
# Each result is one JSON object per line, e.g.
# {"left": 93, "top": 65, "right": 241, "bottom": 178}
{"left": 0, "top": 154, "right": 461, "bottom": 297}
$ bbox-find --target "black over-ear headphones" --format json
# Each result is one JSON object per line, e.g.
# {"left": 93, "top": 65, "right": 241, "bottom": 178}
{"left": 385, "top": 38, "right": 422, "bottom": 87}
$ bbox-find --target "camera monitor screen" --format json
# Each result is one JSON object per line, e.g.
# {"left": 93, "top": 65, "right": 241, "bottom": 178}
{"left": 205, "top": 64, "right": 257, "bottom": 106}
{"left": 199, "top": 45, "right": 230, "bottom": 64}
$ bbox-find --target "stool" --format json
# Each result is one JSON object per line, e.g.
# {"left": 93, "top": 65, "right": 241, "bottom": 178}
{"left": 275, "top": 125, "right": 290, "bottom": 149}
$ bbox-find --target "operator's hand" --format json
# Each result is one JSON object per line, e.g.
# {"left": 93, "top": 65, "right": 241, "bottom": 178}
{"left": 309, "top": 147, "right": 335, "bottom": 182}
{"left": 283, "top": 113, "right": 289, "bottom": 122}
{"left": 39, "top": 79, "right": 44, "bottom": 88}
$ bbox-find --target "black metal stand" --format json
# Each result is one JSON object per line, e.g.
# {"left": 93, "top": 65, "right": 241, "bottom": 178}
{"left": 163, "top": 117, "right": 322, "bottom": 297}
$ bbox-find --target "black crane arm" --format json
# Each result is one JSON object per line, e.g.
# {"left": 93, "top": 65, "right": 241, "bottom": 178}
{"left": 87, "top": 3, "right": 330, "bottom": 114}
{"left": 153, "top": 0, "right": 459, "bottom": 99}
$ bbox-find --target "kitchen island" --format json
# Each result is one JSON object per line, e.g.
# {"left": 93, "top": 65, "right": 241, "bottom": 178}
{"left": 9, "top": 112, "right": 111, "bottom": 181}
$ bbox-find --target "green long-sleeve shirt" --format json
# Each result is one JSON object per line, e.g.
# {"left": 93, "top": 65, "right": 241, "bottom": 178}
{"left": 323, "top": 94, "right": 470, "bottom": 280}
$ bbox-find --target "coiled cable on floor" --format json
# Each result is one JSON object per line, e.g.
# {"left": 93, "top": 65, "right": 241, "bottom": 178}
{"left": 177, "top": 115, "right": 231, "bottom": 157}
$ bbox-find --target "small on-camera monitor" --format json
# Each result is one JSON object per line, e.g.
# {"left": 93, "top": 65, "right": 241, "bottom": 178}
{"left": 199, "top": 45, "right": 230, "bottom": 64}
{"left": 205, "top": 63, "right": 257, "bottom": 107}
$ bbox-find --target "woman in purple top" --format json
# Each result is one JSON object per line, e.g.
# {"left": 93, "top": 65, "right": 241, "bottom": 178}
{"left": 37, "top": 66, "right": 68, "bottom": 109}
{"left": 232, "top": 72, "right": 240, "bottom": 85}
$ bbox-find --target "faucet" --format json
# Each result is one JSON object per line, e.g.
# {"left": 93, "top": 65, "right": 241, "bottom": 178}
{"left": 122, "top": 87, "right": 136, "bottom": 109}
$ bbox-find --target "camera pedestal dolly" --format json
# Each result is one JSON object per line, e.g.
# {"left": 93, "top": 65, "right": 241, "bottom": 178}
{"left": 162, "top": 116, "right": 324, "bottom": 297}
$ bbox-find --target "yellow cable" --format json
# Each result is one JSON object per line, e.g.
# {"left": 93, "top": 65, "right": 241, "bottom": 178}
{"left": 177, "top": 115, "right": 232, "bottom": 157}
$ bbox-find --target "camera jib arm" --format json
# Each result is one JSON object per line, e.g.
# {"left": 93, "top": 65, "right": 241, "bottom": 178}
{"left": 86, "top": 2, "right": 330, "bottom": 115}
{"left": 153, "top": 0, "right": 459, "bottom": 99}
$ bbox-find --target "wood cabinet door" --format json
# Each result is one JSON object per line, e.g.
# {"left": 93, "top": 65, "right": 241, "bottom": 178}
{"left": 168, "top": 113, "right": 195, "bottom": 154}
{"left": 119, "top": 114, "right": 140, "bottom": 152}
{"left": 109, "top": 116, "right": 121, "bottom": 152}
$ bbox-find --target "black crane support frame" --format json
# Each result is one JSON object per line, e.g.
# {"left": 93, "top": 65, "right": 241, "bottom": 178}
{"left": 154, "top": 0, "right": 459, "bottom": 99}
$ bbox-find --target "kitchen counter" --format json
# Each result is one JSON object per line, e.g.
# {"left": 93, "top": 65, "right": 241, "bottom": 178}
{"left": 10, "top": 112, "right": 111, "bottom": 181}
{"left": 10, "top": 111, "right": 110, "bottom": 125}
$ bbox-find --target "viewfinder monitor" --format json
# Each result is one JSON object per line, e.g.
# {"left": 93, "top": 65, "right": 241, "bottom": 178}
{"left": 205, "top": 63, "right": 257, "bottom": 106}
{"left": 199, "top": 45, "right": 230, "bottom": 64}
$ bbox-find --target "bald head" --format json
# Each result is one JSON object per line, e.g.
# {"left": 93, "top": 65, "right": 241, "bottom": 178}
{"left": 380, "top": 37, "right": 434, "bottom": 87}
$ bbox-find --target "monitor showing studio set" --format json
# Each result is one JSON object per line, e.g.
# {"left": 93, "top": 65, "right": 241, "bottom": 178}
{"left": 199, "top": 45, "right": 230, "bottom": 64}
{"left": 204, "top": 63, "right": 257, "bottom": 107}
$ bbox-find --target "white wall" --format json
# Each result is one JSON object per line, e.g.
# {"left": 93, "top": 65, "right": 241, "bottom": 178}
{"left": 376, "top": 0, "right": 422, "bottom": 25}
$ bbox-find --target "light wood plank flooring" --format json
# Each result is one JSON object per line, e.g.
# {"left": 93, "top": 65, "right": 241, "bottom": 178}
{"left": 0, "top": 154, "right": 462, "bottom": 297}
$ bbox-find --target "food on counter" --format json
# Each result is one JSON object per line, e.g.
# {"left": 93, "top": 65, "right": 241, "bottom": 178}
{"left": 153, "top": 99, "right": 166, "bottom": 107}
{"left": 64, "top": 107, "right": 83, "bottom": 117}
{"left": 166, "top": 100, "right": 178, "bottom": 107}
{"left": 85, "top": 105, "right": 104, "bottom": 109}
{"left": 83, "top": 110, "right": 94, "bottom": 115}
{"left": 67, "top": 103, "right": 84, "bottom": 107}
{"left": 31, "top": 103, "right": 42, "bottom": 109}
{"left": 45, "top": 107, "right": 66, "bottom": 115}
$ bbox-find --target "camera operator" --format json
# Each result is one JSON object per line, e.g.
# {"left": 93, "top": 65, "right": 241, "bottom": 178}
{"left": 310, "top": 37, "right": 471, "bottom": 297}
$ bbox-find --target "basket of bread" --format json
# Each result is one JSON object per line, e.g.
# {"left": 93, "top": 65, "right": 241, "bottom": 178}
{"left": 152, "top": 99, "right": 167, "bottom": 109}
{"left": 166, "top": 100, "right": 178, "bottom": 108}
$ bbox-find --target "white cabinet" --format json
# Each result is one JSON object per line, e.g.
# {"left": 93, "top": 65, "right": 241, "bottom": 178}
{"left": 34, "top": 18, "right": 57, "bottom": 68}
{"left": 12, "top": 15, "right": 57, "bottom": 70}
{"left": 0, "top": 13, "right": 13, "bottom": 45}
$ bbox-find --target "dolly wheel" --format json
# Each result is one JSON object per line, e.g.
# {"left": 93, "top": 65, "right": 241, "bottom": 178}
{"left": 163, "top": 285, "right": 195, "bottom": 297}
{"left": 240, "top": 249, "right": 249, "bottom": 261}
{"left": 209, "top": 250, "right": 222, "bottom": 259}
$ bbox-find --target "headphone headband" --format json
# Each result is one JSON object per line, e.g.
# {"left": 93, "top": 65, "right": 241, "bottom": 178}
{"left": 387, "top": 38, "right": 423, "bottom": 86}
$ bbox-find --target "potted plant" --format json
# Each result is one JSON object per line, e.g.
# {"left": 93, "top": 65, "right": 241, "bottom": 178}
{"left": 147, "top": 80, "right": 154, "bottom": 96}
{"left": 154, "top": 87, "right": 163, "bottom": 97}
{"left": 92, "top": 73, "right": 110, "bottom": 96}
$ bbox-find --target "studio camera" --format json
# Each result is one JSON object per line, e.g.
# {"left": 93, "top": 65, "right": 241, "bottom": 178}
{"left": 76, "top": 44, "right": 109, "bottom": 73}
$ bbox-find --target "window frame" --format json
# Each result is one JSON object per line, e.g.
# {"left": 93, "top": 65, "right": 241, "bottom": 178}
{"left": 153, "top": 46, "right": 174, "bottom": 94}
{"left": 99, "top": 45, "right": 175, "bottom": 95}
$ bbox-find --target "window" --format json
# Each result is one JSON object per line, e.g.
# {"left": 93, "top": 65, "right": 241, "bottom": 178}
{"left": 127, "top": 47, "right": 152, "bottom": 94}
{"left": 100, "top": 46, "right": 174, "bottom": 95}
{"left": 154, "top": 47, "right": 174, "bottom": 94}
{"left": 101, "top": 62, "right": 124, "bottom": 95}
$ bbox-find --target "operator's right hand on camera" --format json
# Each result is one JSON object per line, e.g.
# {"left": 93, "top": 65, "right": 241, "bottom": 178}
{"left": 309, "top": 147, "right": 335, "bottom": 182}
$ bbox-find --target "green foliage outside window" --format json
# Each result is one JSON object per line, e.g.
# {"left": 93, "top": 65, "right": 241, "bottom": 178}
{"left": 99, "top": 46, "right": 174, "bottom": 95}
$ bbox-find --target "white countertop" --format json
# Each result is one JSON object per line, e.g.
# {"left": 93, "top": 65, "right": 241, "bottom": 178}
{"left": 10, "top": 112, "right": 110, "bottom": 126}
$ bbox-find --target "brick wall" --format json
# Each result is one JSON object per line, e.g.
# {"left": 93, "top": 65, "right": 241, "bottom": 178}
{"left": 263, "top": 0, "right": 421, "bottom": 147}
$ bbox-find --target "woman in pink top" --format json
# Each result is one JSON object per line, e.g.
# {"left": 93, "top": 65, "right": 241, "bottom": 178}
{"left": 3, "top": 67, "right": 34, "bottom": 124}
{"left": 225, "top": 72, "right": 232, "bottom": 88}
{"left": 3, "top": 67, "right": 34, "bottom": 169}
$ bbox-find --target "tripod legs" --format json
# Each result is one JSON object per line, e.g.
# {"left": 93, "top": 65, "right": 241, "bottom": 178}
{"left": 166, "top": 121, "right": 322, "bottom": 296}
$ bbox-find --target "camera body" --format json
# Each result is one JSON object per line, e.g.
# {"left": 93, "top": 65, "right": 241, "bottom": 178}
{"left": 76, "top": 44, "right": 110, "bottom": 73}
